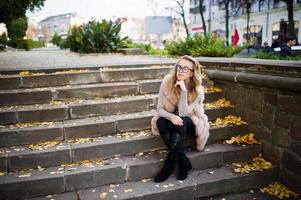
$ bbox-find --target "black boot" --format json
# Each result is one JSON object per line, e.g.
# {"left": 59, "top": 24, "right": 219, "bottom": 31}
{"left": 177, "top": 153, "right": 192, "bottom": 180}
{"left": 154, "top": 151, "right": 177, "bottom": 182}
{"left": 170, "top": 132, "right": 180, "bottom": 151}
{"left": 160, "top": 133, "right": 171, "bottom": 150}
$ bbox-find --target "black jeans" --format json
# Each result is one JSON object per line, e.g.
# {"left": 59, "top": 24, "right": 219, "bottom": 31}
{"left": 156, "top": 116, "right": 195, "bottom": 153}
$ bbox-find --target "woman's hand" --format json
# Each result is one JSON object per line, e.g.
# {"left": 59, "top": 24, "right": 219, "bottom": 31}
{"left": 170, "top": 115, "right": 183, "bottom": 126}
{"left": 174, "top": 80, "right": 187, "bottom": 91}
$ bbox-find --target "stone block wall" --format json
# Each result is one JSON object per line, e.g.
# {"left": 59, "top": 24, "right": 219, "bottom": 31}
{"left": 205, "top": 66, "right": 301, "bottom": 194}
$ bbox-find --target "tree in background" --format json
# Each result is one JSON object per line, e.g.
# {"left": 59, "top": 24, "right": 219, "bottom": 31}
{"left": 245, "top": 0, "right": 252, "bottom": 45}
{"left": 281, "top": 0, "right": 299, "bottom": 38}
{"left": 51, "top": 33, "right": 62, "bottom": 46}
{"left": 0, "top": 0, "right": 45, "bottom": 43}
{"left": 0, "top": 32, "right": 8, "bottom": 47}
{"left": 198, "top": 0, "right": 207, "bottom": 36}
{"left": 175, "top": 0, "right": 190, "bottom": 38}
{"left": 222, "top": 0, "right": 230, "bottom": 46}
{"left": 7, "top": 16, "right": 28, "bottom": 47}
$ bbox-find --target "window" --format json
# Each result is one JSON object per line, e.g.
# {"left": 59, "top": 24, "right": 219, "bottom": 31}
{"left": 272, "top": 20, "right": 299, "bottom": 44}
{"left": 243, "top": 25, "right": 263, "bottom": 45}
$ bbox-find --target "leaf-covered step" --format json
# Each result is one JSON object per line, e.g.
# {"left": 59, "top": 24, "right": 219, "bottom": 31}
{"left": 75, "top": 166, "right": 278, "bottom": 200}
{"left": 1, "top": 123, "right": 249, "bottom": 172}
{"left": 0, "top": 91, "right": 224, "bottom": 125}
{"left": 0, "top": 103, "right": 238, "bottom": 147}
{"left": 0, "top": 143, "right": 264, "bottom": 199}
{"left": 0, "top": 77, "right": 215, "bottom": 107}
{"left": 0, "top": 65, "right": 173, "bottom": 90}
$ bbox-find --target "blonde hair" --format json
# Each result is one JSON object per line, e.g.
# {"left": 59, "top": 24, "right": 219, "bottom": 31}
{"left": 167, "top": 55, "right": 203, "bottom": 104}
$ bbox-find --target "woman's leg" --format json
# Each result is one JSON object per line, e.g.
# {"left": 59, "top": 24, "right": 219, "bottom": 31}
{"left": 156, "top": 117, "right": 174, "bottom": 150}
{"left": 173, "top": 117, "right": 194, "bottom": 180}
{"left": 154, "top": 117, "right": 178, "bottom": 182}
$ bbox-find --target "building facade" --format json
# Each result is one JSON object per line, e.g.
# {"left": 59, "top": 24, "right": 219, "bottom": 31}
{"left": 189, "top": 0, "right": 301, "bottom": 46}
{"left": 38, "top": 13, "right": 85, "bottom": 42}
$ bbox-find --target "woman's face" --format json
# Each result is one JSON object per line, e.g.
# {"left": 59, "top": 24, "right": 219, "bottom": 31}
{"left": 176, "top": 59, "right": 194, "bottom": 81}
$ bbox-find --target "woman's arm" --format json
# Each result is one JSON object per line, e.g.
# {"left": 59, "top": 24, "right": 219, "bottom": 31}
{"left": 178, "top": 88, "right": 204, "bottom": 116}
{"left": 156, "top": 78, "right": 177, "bottom": 121}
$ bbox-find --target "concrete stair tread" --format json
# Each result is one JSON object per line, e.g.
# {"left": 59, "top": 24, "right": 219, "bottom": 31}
{"left": 22, "top": 165, "right": 278, "bottom": 200}
{"left": 0, "top": 94, "right": 158, "bottom": 112}
{"left": 0, "top": 65, "right": 176, "bottom": 90}
{"left": 0, "top": 77, "right": 216, "bottom": 107}
{"left": 0, "top": 81, "right": 139, "bottom": 93}
{"left": 0, "top": 107, "right": 243, "bottom": 148}
{"left": 0, "top": 143, "right": 266, "bottom": 199}
{"left": 0, "top": 124, "right": 250, "bottom": 171}
{"left": 1, "top": 106, "right": 235, "bottom": 131}
{"left": 75, "top": 166, "right": 278, "bottom": 200}
{"left": 0, "top": 78, "right": 212, "bottom": 94}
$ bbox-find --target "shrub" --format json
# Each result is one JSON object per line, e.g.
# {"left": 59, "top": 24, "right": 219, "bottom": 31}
{"left": 11, "top": 39, "right": 44, "bottom": 51}
{"left": 67, "top": 19, "right": 128, "bottom": 53}
{"left": 0, "top": 33, "right": 8, "bottom": 46}
{"left": 165, "top": 35, "right": 243, "bottom": 57}
{"left": 59, "top": 39, "right": 70, "bottom": 49}
{"left": 250, "top": 50, "right": 301, "bottom": 60}
{"left": 51, "top": 33, "right": 62, "bottom": 46}
{"left": 16, "top": 39, "right": 30, "bottom": 50}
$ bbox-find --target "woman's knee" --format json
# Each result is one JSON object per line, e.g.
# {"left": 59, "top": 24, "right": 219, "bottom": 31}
{"left": 157, "top": 117, "right": 169, "bottom": 128}
{"left": 157, "top": 117, "right": 172, "bottom": 135}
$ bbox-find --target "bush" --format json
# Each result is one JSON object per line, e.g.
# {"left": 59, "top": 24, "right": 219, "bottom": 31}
{"left": 122, "top": 39, "right": 168, "bottom": 55}
{"left": 0, "top": 33, "right": 8, "bottom": 46}
{"left": 28, "top": 40, "right": 44, "bottom": 48}
{"left": 16, "top": 39, "right": 30, "bottom": 50}
{"left": 59, "top": 39, "right": 70, "bottom": 49}
{"left": 250, "top": 50, "right": 301, "bottom": 60}
{"left": 67, "top": 19, "right": 128, "bottom": 53}
{"left": 165, "top": 35, "right": 243, "bottom": 57}
{"left": 51, "top": 33, "right": 62, "bottom": 46}
{"left": 12, "top": 39, "right": 44, "bottom": 51}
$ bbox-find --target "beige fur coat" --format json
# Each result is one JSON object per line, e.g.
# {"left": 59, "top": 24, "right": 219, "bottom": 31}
{"left": 151, "top": 74, "right": 210, "bottom": 151}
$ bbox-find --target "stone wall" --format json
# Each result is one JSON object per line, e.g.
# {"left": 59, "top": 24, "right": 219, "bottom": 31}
{"left": 204, "top": 61, "right": 301, "bottom": 194}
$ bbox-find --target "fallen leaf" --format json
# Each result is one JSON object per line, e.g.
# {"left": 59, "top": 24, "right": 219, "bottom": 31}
{"left": 124, "top": 188, "right": 133, "bottom": 193}
{"left": 260, "top": 182, "right": 299, "bottom": 199}
{"left": 99, "top": 192, "right": 107, "bottom": 199}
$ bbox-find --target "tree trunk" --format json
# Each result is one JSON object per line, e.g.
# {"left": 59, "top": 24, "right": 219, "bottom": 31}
{"left": 246, "top": 0, "right": 251, "bottom": 44}
{"left": 199, "top": 0, "right": 207, "bottom": 36}
{"left": 286, "top": 0, "right": 294, "bottom": 37}
{"left": 182, "top": 13, "right": 190, "bottom": 38}
{"left": 176, "top": 0, "right": 190, "bottom": 38}
{"left": 224, "top": 0, "right": 229, "bottom": 46}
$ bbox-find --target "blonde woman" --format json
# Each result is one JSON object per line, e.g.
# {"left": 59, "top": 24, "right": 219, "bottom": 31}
{"left": 151, "top": 55, "right": 209, "bottom": 182}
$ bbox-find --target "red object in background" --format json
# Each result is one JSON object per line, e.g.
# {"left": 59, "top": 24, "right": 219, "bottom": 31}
{"left": 192, "top": 26, "right": 203, "bottom": 31}
{"left": 233, "top": 29, "right": 239, "bottom": 47}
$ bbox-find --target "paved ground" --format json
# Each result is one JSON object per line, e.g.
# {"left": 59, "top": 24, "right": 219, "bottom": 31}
{"left": 0, "top": 47, "right": 176, "bottom": 71}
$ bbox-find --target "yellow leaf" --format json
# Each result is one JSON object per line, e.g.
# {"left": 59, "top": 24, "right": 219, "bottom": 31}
{"left": 124, "top": 188, "right": 133, "bottom": 193}
{"left": 99, "top": 192, "right": 107, "bottom": 199}
{"left": 205, "top": 87, "right": 222, "bottom": 92}
{"left": 260, "top": 182, "right": 299, "bottom": 199}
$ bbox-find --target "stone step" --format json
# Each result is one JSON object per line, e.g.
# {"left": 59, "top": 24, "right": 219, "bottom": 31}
{"left": 0, "top": 79, "right": 214, "bottom": 106}
{"left": 0, "top": 143, "right": 266, "bottom": 199}
{"left": 0, "top": 66, "right": 173, "bottom": 90}
{"left": 75, "top": 166, "right": 278, "bottom": 200}
{"left": 0, "top": 124, "right": 248, "bottom": 172}
{"left": 0, "top": 107, "right": 238, "bottom": 148}
{"left": 0, "top": 91, "right": 222, "bottom": 125}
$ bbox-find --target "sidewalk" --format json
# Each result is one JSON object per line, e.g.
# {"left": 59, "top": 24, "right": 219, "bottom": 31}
{"left": 0, "top": 47, "right": 176, "bottom": 71}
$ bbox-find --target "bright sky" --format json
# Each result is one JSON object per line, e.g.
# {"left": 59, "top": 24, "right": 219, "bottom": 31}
{"left": 27, "top": 0, "right": 185, "bottom": 21}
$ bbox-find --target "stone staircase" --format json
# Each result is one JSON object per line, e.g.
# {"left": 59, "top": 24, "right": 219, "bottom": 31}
{"left": 0, "top": 64, "right": 277, "bottom": 200}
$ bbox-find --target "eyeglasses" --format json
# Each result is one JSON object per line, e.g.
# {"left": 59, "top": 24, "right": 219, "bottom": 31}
{"left": 175, "top": 64, "right": 194, "bottom": 73}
